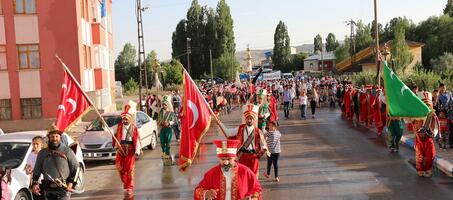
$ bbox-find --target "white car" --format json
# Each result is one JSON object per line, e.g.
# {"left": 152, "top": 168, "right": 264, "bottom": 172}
{"left": 78, "top": 111, "right": 158, "bottom": 161}
{"left": 0, "top": 131, "right": 86, "bottom": 200}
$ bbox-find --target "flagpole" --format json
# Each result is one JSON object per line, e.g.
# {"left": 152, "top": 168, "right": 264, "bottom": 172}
{"left": 182, "top": 67, "right": 229, "bottom": 139}
{"left": 55, "top": 54, "right": 126, "bottom": 155}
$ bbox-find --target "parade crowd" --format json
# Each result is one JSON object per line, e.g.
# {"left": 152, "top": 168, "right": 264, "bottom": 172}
{"left": 2, "top": 74, "right": 451, "bottom": 200}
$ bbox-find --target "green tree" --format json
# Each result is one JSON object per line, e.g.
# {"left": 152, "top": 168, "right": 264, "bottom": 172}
{"left": 213, "top": 53, "right": 240, "bottom": 80}
{"left": 124, "top": 78, "right": 139, "bottom": 95}
{"left": 325, "top": 33, "right": 339, "bottom": 52}
{"left": 355, "top": 21, "right": 374, "bottom": 52}
{"left": 273, "top": 21, "right": 291, "bottom": 71}
{"left": 445, "top": 0, "right": 453, "bottom": 16}
{"left": 430, "top": 52, "right": 453, "bottom": 72}
{"left": 289, "top": 52, "right": 308, "bottom": 71}
{"left": 215, "top": 0, "right": 236, "bottom": 57}
{"left": 171, "top": 19, "right": 187, "bottom": 68}
{"left": 314, "top": 34, "right": 322, "bottom": 52}
{"left": 115, "top": 43, "right": 137, "bottom": 84}
{"left": 335, "top": 37, "right": 351, "bottom": 63}
{"left": 391, "top": 21, "right": 413, "bottom": 72}
{"left": 144, "top": 50, "right": 157, "bottom": 85}
{"left": 412, "top": 15, "right": 453, "bottom": 68}
{"left": 381, "top": 17, "right": 415, "bottom": 42}
{"left": 162, "top": 59, "right": 183, "bottom": 85}
{"left": 186, "top": 0, "right": 203, "bottom": 78}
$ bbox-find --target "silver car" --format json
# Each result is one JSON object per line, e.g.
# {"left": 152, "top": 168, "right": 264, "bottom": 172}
{"left": 78, "top": 111, "right": 158, "bottom": 161}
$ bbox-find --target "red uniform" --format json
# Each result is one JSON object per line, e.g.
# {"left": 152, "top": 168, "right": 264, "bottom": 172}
{"left": 194, "top": 164, "right": 262, "bottom": 200}
{"left": 113, "top": 123, "right": 141, "bottom": 190}
{"left": 368, "top": 94, "right": 375, "bottom": 127}
{"left": 268, "top": 95, "right": 278, "bottom": 122}
{"left": 343, "top": 89, "right": 352, "bottom": 120}
{"left": 372, "top": 95, "right": 385, "bottom": 135}
{"left": 230, "top": 124, "right": 264, "bottom": 175}
{"left": 359, "top": 92, "right": 368, "bottom": 124}
{"left": 412, "top": 112, "right": 439, "bottom": 175}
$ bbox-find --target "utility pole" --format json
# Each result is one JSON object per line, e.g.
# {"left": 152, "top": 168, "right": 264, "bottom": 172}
{"left": 210, "top": 49, "right": 213, "bottom": 84}
{"left": 320, "top": 38, "right": 324, "bottom": 75}
{"left": 346, "top": 19, "right": 357, "bottom": 66}
{"left": 374, "top": 0, "right": 381, "bottom": 87}
{"left": 186, "top": 38, "right": 191, "bottom": 75}
{"left": 136, "top": 0, "right": 149, "bottom": 111}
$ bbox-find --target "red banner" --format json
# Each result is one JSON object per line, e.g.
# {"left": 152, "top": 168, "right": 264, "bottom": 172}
{"left": 55, "top": 71, "right": 92, "bottom": 131}
{"left": 179, "top": 70, "right": 212, "bottom": 171}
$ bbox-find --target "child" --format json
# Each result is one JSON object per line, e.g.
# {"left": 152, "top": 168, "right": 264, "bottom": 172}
{"left": 1, "top": 166, "right": 11, "bottom": 200}
{"left": 439, "top": 110, "right": 450, "bottom": 151}
{"left": 299, "top": 90, "right": 307, "bottom": 119}
{"left": 263, "top": 121, "right": 282, "bottom": 182}
{"left": 25, "top": 136, "right": 44, "bottom": 200}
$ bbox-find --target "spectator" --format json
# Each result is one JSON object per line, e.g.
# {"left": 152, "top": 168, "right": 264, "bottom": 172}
{"left": 25, "top": 136, "right": 44, "bottom": 200}
{"left": 299, "top": 90, "right": 308, "bottom": 119}
{"left": 0, "top": 166, "right": 11, "bottom": 200}
{"left": 263, "top": 121, "right": 282, "bottom": 182}
{"left": 309, "top": 89, "right": 318, "bottom": 118}
{"left": 282, "top": 85, "right": 292, "bottom": 119}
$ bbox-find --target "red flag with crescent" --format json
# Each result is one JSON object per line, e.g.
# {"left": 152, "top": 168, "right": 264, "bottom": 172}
{"left": 55, "top": 71, "right": 92, "bottom": 131}
{"left": 179, "top": 70, "right": 212, "bottom": 171}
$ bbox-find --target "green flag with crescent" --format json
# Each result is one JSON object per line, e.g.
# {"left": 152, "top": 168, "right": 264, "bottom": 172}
{"left": 383, "top": 61, "right": 430, "bottom": 118}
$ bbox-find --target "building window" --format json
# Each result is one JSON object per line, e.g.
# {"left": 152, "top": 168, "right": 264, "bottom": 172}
{"left": 0, "top": 99, "right": 11, "bottom": 120}
{"left": 14, "top": 0, "right": 36, "bottom": 14}
{"left": 20, "top": 98, "right": 42, "bottom": 119}
{"left": 0, "top": 46, "right": 7, "bottom": 70}
{"left": 18, "top": 44, "right": 40, "bottom": 69}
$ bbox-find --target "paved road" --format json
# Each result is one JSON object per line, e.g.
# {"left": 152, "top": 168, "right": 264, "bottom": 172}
{"left": 72, "top": 107, "right": 453, "bottom": 200}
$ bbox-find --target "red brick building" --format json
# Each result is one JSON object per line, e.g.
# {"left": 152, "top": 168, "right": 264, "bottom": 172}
{"left": 0, "top": 0, "right": 115, "bottom": 131}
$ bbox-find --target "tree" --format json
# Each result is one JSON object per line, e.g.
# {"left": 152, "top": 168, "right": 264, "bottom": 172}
{"left": 335, "top": 36, "right": 351, "bottom": 63}
{"left": 289, "top": 52, "right": 308, "bottom": 71}
{"left": 213, "top": 53, "right": 240, "bottom": 80}
{"left": 186, "top": 0, "right": 203, "bottom": 78}
{"left": 412, "top": 15, "right": 453, "bottom": 68}
{"left": 273, "top": 21, "right": 291, "bottom": 71}
{"left": 115, "top": 43, "right": 136, "bottom": 84}
{"left": 355, "top": 21, "right": 374, "bottom": 52}
{"left": 430, "top": 52, "right": 453, "bottom": 72}
{"left": 215, "top": 0, "right": 235, "bottom": 57}
{"left": 144, "top": 50, "right": 157, "bottom": 85}
{"left": 325, "top": 33, "right": 339, "bottom": 52}
{"left": 445, "top": 0, "right": 453, "bottom": 17}
{"left": 162, "top": 59, "right": 183, "bottom": 85}
{"left": 381, "top": 17, "right": 415, "bottom": 42}
{"left": 391, "top": 21, "right": 413, "bottom": 72}
{"left": 314, "top": 34, "right": 322, "bottom": 52}
{"left": 171, "top": 19, "right": 187, "bottom": 68}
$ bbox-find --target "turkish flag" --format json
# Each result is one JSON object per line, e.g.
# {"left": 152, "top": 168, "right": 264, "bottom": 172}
{"left": 179, "top": 70, "right": 212, "bottom": 171}
{"left": 55, "top": 71, "right": 92, "bottom": 131}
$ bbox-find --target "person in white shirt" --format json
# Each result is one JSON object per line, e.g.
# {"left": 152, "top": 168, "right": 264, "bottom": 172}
{"left": 299, "top": 90, "right": 308, "bottom": 119}
{"left": 25, "top": 136, "right": 44, "bottom": 200}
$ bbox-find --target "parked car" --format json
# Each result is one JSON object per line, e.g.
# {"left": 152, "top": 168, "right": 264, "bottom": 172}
{"left": 0, "top": 131, "right": 86, "bottom": 200}
{"left": 78, "top": 111, "right": 158, "bottom": 161}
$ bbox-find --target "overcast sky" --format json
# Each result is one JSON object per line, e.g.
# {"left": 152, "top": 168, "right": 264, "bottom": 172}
{"left": 112, "top": 0, "right": 447, "bottom": 60}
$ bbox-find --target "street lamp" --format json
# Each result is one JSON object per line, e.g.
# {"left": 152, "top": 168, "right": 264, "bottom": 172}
{"left": 186, "top": 38, "right": 191, "bottom": 75}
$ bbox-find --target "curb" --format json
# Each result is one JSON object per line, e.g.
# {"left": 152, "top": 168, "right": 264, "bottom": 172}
{"left": 400, "top": 135, "right": 453, "bottom": 177}
{"left": 350, "top": 119, "right": 453, "bottom": 178}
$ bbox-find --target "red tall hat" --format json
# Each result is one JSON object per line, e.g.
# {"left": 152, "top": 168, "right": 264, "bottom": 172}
{"left": 121, "top": 104, "right": 133, "bottom": 119}
{"left": 213, "top": 140, "right": 240, "bottom": 158}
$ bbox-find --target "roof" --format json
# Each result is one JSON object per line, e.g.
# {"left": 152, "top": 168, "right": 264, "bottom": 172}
{"left": 336, "top": 40, "right": 424, "bottom": 72}
{"left": 304, "top": 51, "right": 336, "bottom": 61}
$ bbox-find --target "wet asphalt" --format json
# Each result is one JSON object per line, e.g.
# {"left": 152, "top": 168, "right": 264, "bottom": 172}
{"left": 72, "top": 106, "right": 453, "bottom": 200}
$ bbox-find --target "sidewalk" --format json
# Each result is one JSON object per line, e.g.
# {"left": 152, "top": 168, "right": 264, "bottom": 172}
{"left": 353, "top": 118, "right": 453, "bottom": 178}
